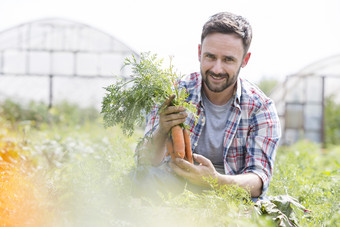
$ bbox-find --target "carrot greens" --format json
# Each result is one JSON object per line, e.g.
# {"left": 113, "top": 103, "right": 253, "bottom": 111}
{"left": 101, "top": 52, "right": 197, "bottom": 136}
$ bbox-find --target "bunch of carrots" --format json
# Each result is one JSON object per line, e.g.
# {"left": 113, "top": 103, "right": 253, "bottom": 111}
{"left": 166, "top": 125, "right": 193, "bottom": 164}
{"left": 164, "top": 99, "right": 194, "bottom": 164}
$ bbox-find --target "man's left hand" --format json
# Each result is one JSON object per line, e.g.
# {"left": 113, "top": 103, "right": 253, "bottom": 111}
{"left": 169, "top": 154, "right": 219, "bottom": 187}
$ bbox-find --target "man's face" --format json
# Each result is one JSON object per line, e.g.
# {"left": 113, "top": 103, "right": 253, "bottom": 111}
{"left": 198, "top": 33, "right": 250, "bottom": 93}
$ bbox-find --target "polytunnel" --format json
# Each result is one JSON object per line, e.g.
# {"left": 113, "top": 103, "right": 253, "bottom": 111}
{"left": 0, "top": 18, "right": 139, "bottom": 109}
{"left": 270, "top": 54, "right": 340, "bottom": 145}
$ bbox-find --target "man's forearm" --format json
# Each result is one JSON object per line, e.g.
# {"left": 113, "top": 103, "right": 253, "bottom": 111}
{"left": 216, "top": 172, "right": 263, "bottom": 197}
{"left": 139, "top": 128, "right": 168, "bottom": 166}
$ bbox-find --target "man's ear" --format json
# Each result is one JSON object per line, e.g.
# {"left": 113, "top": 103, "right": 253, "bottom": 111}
{"left": 198, "top": 44, "right": 202, "bottom": 62}
{"left": 241, "top": 52, "right": 251, "bottom": 68}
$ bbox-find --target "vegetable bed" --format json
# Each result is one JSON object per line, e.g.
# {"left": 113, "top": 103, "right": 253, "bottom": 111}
{"left": 0, "top": 101, "right": 339, "bottom": 226}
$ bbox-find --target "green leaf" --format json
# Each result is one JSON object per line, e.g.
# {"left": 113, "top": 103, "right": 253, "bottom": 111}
{"left": 101, "top": 52, "right": 198, "bottom": 136}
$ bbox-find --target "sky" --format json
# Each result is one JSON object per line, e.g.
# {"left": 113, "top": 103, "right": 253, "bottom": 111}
{"left": 1, "top": 0, "right": 340, "bottom": 83}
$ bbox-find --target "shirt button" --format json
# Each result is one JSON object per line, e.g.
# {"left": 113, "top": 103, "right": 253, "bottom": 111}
{"left": 194, "top": 142, "right": 198, "bottom": 146}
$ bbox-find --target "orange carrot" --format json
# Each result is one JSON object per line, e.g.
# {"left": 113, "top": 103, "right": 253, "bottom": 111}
{"left": 171, "top": 125, "right": 185, "bottom": 159}
{"left": 166, "top": 138, "right": 176, "bottom": 161}
{"left": 183, "top": 128, "right": 193, "bottom": 164}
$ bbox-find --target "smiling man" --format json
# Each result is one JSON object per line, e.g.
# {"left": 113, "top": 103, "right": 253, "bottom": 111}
{"left": 136, "top": 12, "right": 281, "bottom": 201}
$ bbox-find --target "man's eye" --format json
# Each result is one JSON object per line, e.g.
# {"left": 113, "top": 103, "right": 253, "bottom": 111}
{"left": 224, "top": 57, "right": 234, "bottom": 62}
{"left": 206, "top": 54, "right": 215, "bottom": 60}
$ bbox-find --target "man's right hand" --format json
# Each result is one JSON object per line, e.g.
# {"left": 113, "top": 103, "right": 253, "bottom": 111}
{"left": 158, "top": 95, "right": 188, "bottom": 135}
{"left": 139, "top": 95, "right": 188, "bottom": 166}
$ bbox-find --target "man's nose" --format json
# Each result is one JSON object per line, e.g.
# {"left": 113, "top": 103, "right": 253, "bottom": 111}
{"left": 211, "top": 60, "right": 224, "bottom": 74}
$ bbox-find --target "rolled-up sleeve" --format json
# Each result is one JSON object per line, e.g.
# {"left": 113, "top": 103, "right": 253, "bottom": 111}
{"left": 134, "top": 105, "right": 161, "bottom": 164}
{"left": 143, "top": 106, "right": 161, "bottom": 137}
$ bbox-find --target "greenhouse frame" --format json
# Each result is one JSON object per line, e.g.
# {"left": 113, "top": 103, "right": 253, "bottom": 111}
{"left": 0, "top": 18, "right": 139, "bottom": 109}
{"left": 270, "top": 54, "right": 340, "bottom": 145}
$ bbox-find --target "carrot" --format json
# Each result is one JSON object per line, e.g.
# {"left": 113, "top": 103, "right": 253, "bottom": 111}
{"left": 166, "top": 138, "right": 176, "bottom": 161}
{"left": 183, "top": 128, "right": 193, "bottom": 164}
{"left": 171, "top": 125, "right": 185, "bottom": 159}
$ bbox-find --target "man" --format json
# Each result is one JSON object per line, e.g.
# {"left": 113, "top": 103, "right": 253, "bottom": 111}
{"left": 135, "top": 12, "right": 281, "bottom": 200}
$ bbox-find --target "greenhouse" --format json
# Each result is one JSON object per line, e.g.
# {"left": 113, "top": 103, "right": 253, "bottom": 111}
{"left": 270, "top": 54, "right": 340, "bottom": 145}
{"left": 0, "top": 18, "right": 139, "bottom": 109}
{"left": 0, "top": 15, "right": 339, "bottom": 226}
{"left": 1, "top": 17, "right": 339, "bottom": 146}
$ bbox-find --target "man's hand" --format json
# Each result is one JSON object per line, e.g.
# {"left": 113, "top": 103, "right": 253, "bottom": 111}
{"left": 169, "top": 154, "right": 218, "bottom": 187}
{"left": 139, "top": 95, "right": 188, "bottom": 166}
{"left": 158, "top": 94, "right": 188, "bottom": 136}
{"left": 170, "top": 153, "right": 263, "bottom": 197}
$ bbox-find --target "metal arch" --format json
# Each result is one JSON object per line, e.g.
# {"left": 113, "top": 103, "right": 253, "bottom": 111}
{"left": 0, "top": 17, "right": 140, "bottom": 109}
{"left": 295, "top": 54, "right": 340, "bottom": 76}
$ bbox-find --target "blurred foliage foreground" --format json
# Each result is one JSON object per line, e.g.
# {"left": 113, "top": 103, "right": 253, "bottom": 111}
{"left": 0, "top": 99, "right": 339, "bottom": 227}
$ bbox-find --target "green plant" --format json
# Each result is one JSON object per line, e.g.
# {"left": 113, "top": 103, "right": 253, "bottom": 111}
{"left": 324, "top": 95, "right": 340, "bottom": 147}
{"left": 101, "top": 52, "right": 197, "bottom": 136}
{"left": 2, "top": 93, "right": 339, "bottom": 226}
{"left": 1, "top": 110, "right": 339, "bottom": 226}
{"left": 50, "top": 101, "right": 100, "bottom": 126}
{"left": 267, "top": 141, "right": 340, "bottom": 226}
{"left": 0, "top": 99, "right": 100, "bottom": 129}
{"left": 256, "top": 76, "right": 279, "bottom": 96}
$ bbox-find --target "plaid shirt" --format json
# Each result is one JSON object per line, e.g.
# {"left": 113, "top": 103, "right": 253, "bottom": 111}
{"left": 143, "top": 72, "right": 281, "bottom": 196}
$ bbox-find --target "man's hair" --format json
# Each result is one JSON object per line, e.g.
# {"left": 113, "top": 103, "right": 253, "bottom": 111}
{"left": 201, "top": 12, "right": 252, "bottom": 53}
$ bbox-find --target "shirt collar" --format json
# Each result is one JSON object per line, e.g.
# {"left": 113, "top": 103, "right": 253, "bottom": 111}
{"left": 234, "top": 77, "right": 242, "bottom": 107}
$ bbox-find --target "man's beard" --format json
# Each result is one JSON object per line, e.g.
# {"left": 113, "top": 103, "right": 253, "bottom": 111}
{"left": 201, "top": 67, "right": 240, "bottom": 93}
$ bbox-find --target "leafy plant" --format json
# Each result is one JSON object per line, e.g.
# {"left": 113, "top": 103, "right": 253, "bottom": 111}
{"left": 267, "top": 141, "right": 340, "bottom": 226}
{"left": 256, "top": 76, "right": 279, "bottom": 96}
{"left": 0, "top": 125, "right": 51, "bottom": 226}
{"left": 0, "top": 99, "right": 100, "bottom": 129}
{"left": 101, "top": 52, "right": 197, "bottom": 136}
{"left": 324, "top": 95, "right": 340, "bottom": 147}
{"left": 1, "top": 104, "right": 339, "bottom": 226}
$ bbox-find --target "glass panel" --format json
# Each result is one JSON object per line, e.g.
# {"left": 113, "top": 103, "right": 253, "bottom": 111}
{"left": 304, "top": 104, "right": 322, "bottom": 131}
{"left": 3, "top": 50, "right": 26, "bottom": 74}
{"left": 29, "top": 51, "right": 50, "bottom": 74}
{"left": 76, "top": 53, "right": 98, "bottom": 76}
{"left": 0, "top": 29, "right": 19, "bottom": 50}
{"left": 0, "top": 76, "right": 49, "bottom": 103}
{"left": 63, "top": 27, "right": 79, "bottom": 51}
{"left": 286, "top": 79, "right": 304, "bottom": 102}
{"left": 29, "top": 24, "right": 50, "bottom": 49}
{"left": 53, "top": 77, "right": 116, "bottom": 109}
{"left": 285, "top": 103, "right": 304, "bottom": 129}
{"left": 51, "top": 52, "right": 74, "bottom": 75}
{"left": 0, "top": 52, "right": 2, "bottom": 73}
{"left": 305, "top": 131, "right": 322, "bottom": 143}
{"left": 305, "top": 76, "right": 323, "bottom": 102}
{"left": 99, "top": 53, "right": 124, "bottom": 76}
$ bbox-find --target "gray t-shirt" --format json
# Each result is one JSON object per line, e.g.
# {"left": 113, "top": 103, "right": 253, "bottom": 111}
{"left": 194, "top": 91, "right": 232, "bottom": 174}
